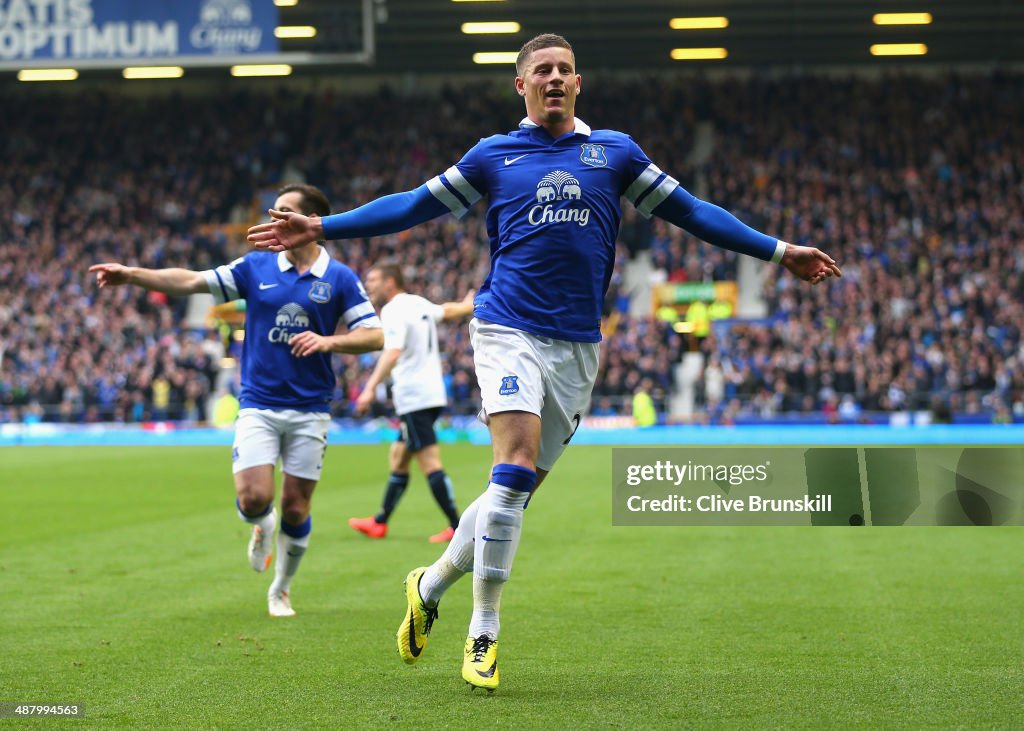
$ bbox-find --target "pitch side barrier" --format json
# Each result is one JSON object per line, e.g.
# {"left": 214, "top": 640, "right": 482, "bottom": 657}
{"left": 0, "top": 422, "right": 1021, "bottom": 447}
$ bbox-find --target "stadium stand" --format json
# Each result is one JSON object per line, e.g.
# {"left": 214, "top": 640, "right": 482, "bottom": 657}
{"left": 1, "top": 72, "right": 1021, "bottom": 423}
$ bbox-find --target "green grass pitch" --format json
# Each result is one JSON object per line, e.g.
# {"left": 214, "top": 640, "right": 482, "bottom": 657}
{"left": 1, "top": 445, "right": 1021, "bottom": 728}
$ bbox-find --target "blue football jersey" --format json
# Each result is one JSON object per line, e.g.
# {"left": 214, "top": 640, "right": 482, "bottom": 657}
{"left": 426, "top": 117, "right": 679, "bottom": 343}
{"left": 203, "top": 247, "right": 380, "bottom": 412}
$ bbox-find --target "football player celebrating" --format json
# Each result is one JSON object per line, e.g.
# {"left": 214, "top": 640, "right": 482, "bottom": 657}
{"left": 247, "top": 35, "right": 840, "bottom": 689}
{"left": 91, "top": 184, "right": 383, "bottom": 617}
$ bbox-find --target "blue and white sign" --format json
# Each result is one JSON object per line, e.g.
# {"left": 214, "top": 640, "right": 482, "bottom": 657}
{"left": 0, "top": 0, "right": 278, "bottom": 64}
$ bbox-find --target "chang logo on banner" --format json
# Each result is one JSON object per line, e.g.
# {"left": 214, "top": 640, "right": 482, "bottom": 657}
{"left": 191, "top": 0, "right": 263, "bottom": 54}
{"left": 0, "top": 0, "right": 277, "bottom": 63}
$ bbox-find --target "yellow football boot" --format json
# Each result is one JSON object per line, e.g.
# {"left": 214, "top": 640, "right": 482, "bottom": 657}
{"left": 397, "top": 567, "right": 438, "bottom": 664}
{"left": 462, "top": 635, "right": 500, "bottom": 692}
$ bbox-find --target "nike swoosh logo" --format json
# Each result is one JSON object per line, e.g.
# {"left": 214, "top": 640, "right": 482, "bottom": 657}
{"left": 258, "top": 282, "right": 278, "bottom": 290}
{"left": 475, "top": 660, "right": 497, "bottom": 678}
{"left": 481, "top": 535, "right": 511, "bottom": 542}
{"left": 504, "top": 154, "right": 529, "bottom": 166}
{"left": 407, "top": 608, "right": 422, "bottom": 657}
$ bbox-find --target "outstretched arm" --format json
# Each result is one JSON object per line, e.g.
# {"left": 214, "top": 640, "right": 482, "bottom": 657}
{"left": 440, "top": 289, "right": 475, "bottom": 321}
{"left": 247, "top": 184, "right": 450, "bottom": 252}
{"left": 89, "top": 263, "right": 208, "bottom": 295}
{"left": 650, "top": 187, "right": 841, "bottom": 284}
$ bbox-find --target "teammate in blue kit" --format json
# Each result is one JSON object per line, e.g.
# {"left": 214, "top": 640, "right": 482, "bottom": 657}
{"left": 247, "top": 35, "right": 841, "bottom": 688}
{"left": 91, "top": 184, "right": 383, "bottom": 618}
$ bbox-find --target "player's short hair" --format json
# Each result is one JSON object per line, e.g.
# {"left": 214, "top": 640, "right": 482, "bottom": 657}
{"left": 278, "top": 183, "right": 331, "bottom": 217}
{"left": 516, "top": 33, "right": 574, "bottom": 76}
{"left": 371, "top": 262, "right": 405, "bottom": 290}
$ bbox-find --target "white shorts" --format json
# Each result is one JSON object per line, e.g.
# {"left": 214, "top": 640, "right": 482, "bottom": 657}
{"left": 232, "top": 408, "right": 331, "bottom": 481}
{"left": 470, "top": 318, "right": 600, "bottom": 472}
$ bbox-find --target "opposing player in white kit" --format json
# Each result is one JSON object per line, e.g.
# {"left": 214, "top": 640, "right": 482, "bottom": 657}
{"left": 91, "top": 184, "right": 383, "bottom": 617}
{"left": 348, "top": 263, "right": 475, "bottom": 543}
{"left": 247, "top": 35, "right": 840, "bottom": 687}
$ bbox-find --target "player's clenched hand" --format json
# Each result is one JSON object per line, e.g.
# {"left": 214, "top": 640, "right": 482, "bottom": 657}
{"left": 290, "top": 330, "right": 328, "bottom": 357}
{"left": 780, "top": 244, "right": 842, "bottom": 285}
{"left": 354, "top": 390, "right": 374, "bottom": 416}
{"left": 247, "top": 209, "right": 320, "bottom": 252}
{"left": 89, "top": 262, "right": 133, "bottom": 288}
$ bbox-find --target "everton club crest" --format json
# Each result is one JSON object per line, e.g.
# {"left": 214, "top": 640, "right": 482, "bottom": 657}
{"left": 580, "top": 143, "right": 608, "bottom": 168}
{"left": 309, "top": 281, "right": 332, "bottom": 304}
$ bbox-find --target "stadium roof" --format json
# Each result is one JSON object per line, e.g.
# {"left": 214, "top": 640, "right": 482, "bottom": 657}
{"left": 361, "top": 0, "right": 1023, "bottom": 72}
{"left": 3, "top": 0, "right": 1021, "bottom": 84}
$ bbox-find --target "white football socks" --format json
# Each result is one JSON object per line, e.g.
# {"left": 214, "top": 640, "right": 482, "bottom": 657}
{"left": 468, "top": 480, "right": 529, "bottom": 640}
{"left": 420, "top": 495, "right": 481, "bottom": 607}
{"left": 269, "top": 530, "right": 310, "bottom": 597}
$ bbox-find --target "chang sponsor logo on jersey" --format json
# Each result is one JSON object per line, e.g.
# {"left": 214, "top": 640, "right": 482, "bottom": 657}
{"left": 528, "top": 170, "right": 591, "bottom": 227}
{"left": 269, "top": 303, "right": 310, "bottom": 344}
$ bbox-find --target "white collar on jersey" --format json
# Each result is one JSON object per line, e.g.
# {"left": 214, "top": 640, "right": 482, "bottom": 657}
{"left": 518, "top": 116, "right": 592, "bottom": 137}
{"left": 277, "top": 246, "right": 330, "bottom": 278}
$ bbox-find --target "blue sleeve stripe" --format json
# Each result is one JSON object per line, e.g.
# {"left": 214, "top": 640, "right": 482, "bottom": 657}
{"left": 637, "top": 175, "right": 680, "bottom": 218}
{"left": 632, "top": 171, "right": 666, "bottom": 208}
{"left": 343, "top": 301, "right": 376, "bottom": 325}
{"left": 203, "top": 266, "right": 240, "bottom": 302}
{"left": 624, "top": 163, "right": 662, "bottom": 204}
{"left": 426, "top": 175, "right": 468, "bottom": 218}
{"left": 439, "top": 175, "right": 471, "bottom": 209}
{"left": 201, "top": 270, "right": 222, "bottom": 301}
{"left": 212, "top": 269, "right": 230, "bottom": 302}
{"left": 444, "top": 165, "right": 482, "bottom": 205}
{"left": 348, "top": 312, "right": 381, "bottom": 328}
{"left": 221, "top": 265, "right": 241, "bottom": 298}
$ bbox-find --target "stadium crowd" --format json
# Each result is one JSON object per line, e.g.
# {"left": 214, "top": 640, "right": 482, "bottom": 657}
{"left": 693, "top": 73, "right": 1023, "bottom": 422}
{"left": 0, "top": 71, "right": 1020, "bottom": 423}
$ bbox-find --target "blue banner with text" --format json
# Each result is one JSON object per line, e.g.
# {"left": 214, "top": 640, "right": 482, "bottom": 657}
{"left": 0, "top": 0, "right": 278, "bottom": 63}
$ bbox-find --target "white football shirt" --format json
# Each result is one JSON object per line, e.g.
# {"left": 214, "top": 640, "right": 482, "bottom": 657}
{"left": 381, "top": 293, "right": 447, "bottom": 415}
